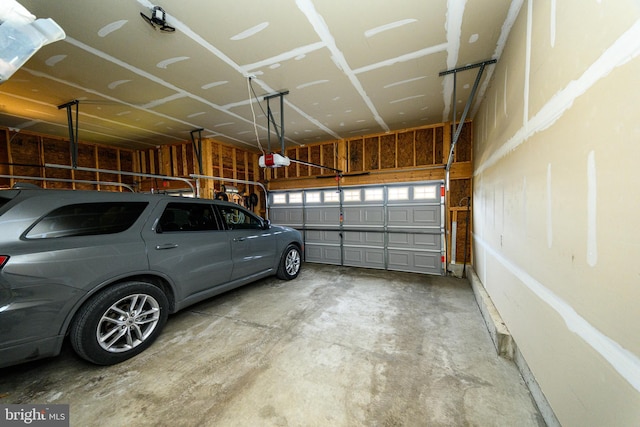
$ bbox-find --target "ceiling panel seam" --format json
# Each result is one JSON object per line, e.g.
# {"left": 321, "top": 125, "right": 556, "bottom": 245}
{"left": 296, "top": 0, "right": 389, "bottom": 133}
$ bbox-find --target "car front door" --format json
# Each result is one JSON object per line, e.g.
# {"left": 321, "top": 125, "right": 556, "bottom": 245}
{"left": 142, "top": 201, "right": 233, "bottom": 301}
{"left": 216, "top": 204, "right": 276, "bottom": 280}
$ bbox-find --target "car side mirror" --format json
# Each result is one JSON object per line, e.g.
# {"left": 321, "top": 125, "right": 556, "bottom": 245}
{"left": 262, "top": 219, "right": 271, "bottom": 230}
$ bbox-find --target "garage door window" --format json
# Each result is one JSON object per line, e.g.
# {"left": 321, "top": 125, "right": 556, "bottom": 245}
{"left": 365, "top": 188, "right": 383, "bottom": 201}
{"left": 273, "top": 194, "right": 287, "bottom": 204}
{"left": 289, "top": 192, "right": 303, "bottom": 204}
{"left": 388, "top": 187, "right": 409, "bottom": 201}
{"left": 306, "top": 192, "right": 321, "bottom": 203}
{"left": 343, "top": 189, "right": 361, "bottom": 202}
{"left": 414, "top": 185, "right": 437, "bottom": 200}
{"left": 324, "top": 191, "right": 340, "bottom": 203}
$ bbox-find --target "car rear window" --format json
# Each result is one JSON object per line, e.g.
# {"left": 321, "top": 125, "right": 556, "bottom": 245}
{"left": 158, "top": 202, "right": 220, "bottom": 232}
{"left": 0, "top": 197, "right": 11, "bottom": 212}
{"left": 25, "top": 202, "right": 148, "bottom": 239}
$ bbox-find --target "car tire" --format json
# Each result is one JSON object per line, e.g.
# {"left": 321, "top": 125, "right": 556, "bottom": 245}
{"left": 69, "top": 281, "right": 169, "bottom": 365}
{"left": 276, "top": 244, "right": 301, "bottom": 280}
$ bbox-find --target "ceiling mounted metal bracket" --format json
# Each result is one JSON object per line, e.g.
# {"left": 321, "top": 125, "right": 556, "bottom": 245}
{"left": 264, "top": 90, "right": 289, "bottom": 155}
{"left": 57, "top": 100, "right": 80, "bottom": 168}
{"left": 190, "top": 128, "right": 204, "bottom": 175}
{"left": 439, "top": 59, "right": 497, "bottom": 172}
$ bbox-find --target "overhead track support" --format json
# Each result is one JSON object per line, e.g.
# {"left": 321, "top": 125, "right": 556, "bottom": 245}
{"left": 264, "top": 90, "right": 289, "bottom": 154}
{"left": 190, "top": 128, "right": 204, "bottom": 175}
{"left": 439, "top": 59, "right": 496, "bottom": 173}
{"left": 57, "top": 100, "right": 80, "bottom": 168}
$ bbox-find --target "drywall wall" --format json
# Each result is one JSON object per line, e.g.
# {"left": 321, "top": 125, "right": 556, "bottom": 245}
{"left": 472, "top": 1, "right": 640, "bottom": 426}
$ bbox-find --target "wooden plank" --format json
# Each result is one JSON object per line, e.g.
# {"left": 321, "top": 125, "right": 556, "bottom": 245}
{"left": 158, "top": 146, "right": 169, "bottom": 176}
{"left": 181, "top": 144, "right": 188, "bottom": 175}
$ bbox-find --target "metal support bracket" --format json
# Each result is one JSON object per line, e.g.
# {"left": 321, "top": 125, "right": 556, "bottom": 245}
{"left": 289, "top": 158, "right": 342, "bottom": 175}
{"left": 190, "top": 128, "right": 204, "bottom": 175}
{"left": 57, "top": 100, "right": 80, "bottom": 168}
{"left": 439, "top": 59, "right": 497, "bottom": 172}
{"left": 264, "top": 90, "right": 289, "bottom": 154}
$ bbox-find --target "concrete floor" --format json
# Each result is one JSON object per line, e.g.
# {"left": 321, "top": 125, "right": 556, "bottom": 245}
{"left": 0, "top": 264, "right": 544, "bottom": 426}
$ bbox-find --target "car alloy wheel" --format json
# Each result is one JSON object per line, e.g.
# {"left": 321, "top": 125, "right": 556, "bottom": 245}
{"left": 97, "top": 293, "right": 161, "bottom": 353}
{"left": 277, "top": 245, "right": 301, "bottom": 280}
{"left": 70, "top": 281, "right": 169, "bottom": 365}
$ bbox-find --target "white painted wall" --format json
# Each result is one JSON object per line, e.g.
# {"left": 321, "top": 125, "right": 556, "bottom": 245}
{"left": 472, "top": 1, "right": 640, "bottom": 425}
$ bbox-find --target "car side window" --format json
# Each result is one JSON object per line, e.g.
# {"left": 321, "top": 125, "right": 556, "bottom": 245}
{"left": 157, "top": 202, "right": 220, "bottom": 233}
{"left": 218, "top": 205, "right": 262, "bottom": 230}
{"left": 25, "top": 202, "right": 148, "bottom": 239}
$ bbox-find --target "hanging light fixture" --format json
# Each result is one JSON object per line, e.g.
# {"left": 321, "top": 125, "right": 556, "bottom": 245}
{"left": 0, "top": 0, "right": 65, "bottom": 83}
{"left": 140, "top": 6, "right": 175, "bottom": 33}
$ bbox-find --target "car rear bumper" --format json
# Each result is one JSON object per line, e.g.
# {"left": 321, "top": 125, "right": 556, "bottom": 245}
{"left": 0, "top": 335, "right": 65, "bottom": 368}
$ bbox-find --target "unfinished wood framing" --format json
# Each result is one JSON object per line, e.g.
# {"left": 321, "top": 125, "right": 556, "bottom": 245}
{"left": 136, "top": 139, "right": 263, "bottom": 213}
{"left": 0, "top": 128, "right": 136, "bottom": 191}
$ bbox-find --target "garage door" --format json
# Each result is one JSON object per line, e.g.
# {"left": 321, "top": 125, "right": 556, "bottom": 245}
{"left": 269, "top": 181, "right": 445, "bottom": 275}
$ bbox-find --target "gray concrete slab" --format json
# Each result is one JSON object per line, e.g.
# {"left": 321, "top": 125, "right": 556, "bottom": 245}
{"left": 0, "top": 264, "right": 545, "bottom": 426}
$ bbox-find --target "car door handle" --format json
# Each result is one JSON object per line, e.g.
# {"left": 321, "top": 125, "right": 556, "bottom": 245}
{"left": 156, "top": 243, "right": 179, "bottom": 250}
{"left": 233, "top": 237, "right": 246, "bottom": 242}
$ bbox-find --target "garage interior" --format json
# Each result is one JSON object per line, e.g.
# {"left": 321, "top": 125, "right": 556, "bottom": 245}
{"left": 0, "top": 1, "right": 639, "bottom": 426}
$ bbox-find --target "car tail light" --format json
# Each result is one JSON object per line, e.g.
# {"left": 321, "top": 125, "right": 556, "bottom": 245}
{"left": 0, "top": 256, "right": 9, "bottom": 268}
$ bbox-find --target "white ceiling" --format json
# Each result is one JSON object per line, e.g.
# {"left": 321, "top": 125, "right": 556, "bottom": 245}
{"left": 1, "top": 0, "right": 517, "bottom": 151}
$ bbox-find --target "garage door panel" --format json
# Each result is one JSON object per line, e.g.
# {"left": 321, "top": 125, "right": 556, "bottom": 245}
{"left": 343, "top": 206, "right": 384, "bottom": 225}
{"left": 343, "top": 231, "right": 384, "bottom": 246}
{"left": 270, "top": 208, "right": 288, "bottom": 224}
{"left": 270, "top": 208, "right": 303, "bottom": 226}
{"left": 306, "top": 207, "right": 340, "bottom": 225}
{"left": 414, "top": 252, "right": 440, "bottom": 269}
{"left": 306, "top": 230, "right": 341, "bottom": 243}
{"left": 388, "top": 232, "right": 440, "bottom": 250}
{"left": 306, "top": 244, "right": 341, "bottom": 264}
{"left": 388, "top": 250, "right": 441, "bottom": 274}
{"left": 343, "top": 246, "right": 385, "bottom": 269}
{"left": 413, "top": 207, "right": 438, "bottom": 224}
{"left": 388, "top": 209, "right": 409, "bottom": 224}
{"left": 388, "top": 206, "right": 440, "bottom": 228}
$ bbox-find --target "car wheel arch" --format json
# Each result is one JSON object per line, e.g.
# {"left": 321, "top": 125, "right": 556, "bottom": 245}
{"left": 61, "top": 273, "right": 177, "bottom": 338}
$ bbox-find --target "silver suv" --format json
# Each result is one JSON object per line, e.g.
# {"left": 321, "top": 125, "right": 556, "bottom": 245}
{"left": 0, "top": 185, "right": 303, "bottom": 367}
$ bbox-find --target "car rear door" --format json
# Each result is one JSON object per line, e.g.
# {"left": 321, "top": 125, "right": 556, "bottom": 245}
{"left": 142, "top": 200, "right": 233, "bottom": 301}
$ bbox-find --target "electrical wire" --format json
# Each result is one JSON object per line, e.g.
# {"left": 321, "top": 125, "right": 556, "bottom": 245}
{"left": 249, "top": 78, "right": 284, "bottom": 137}
{"left": 247, "top": 77, "right": 265, "bottom": 155}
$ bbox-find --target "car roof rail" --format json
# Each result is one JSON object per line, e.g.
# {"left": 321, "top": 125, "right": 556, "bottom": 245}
{"left": 12, "top": 182, "right": 42, "bottom": 190}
